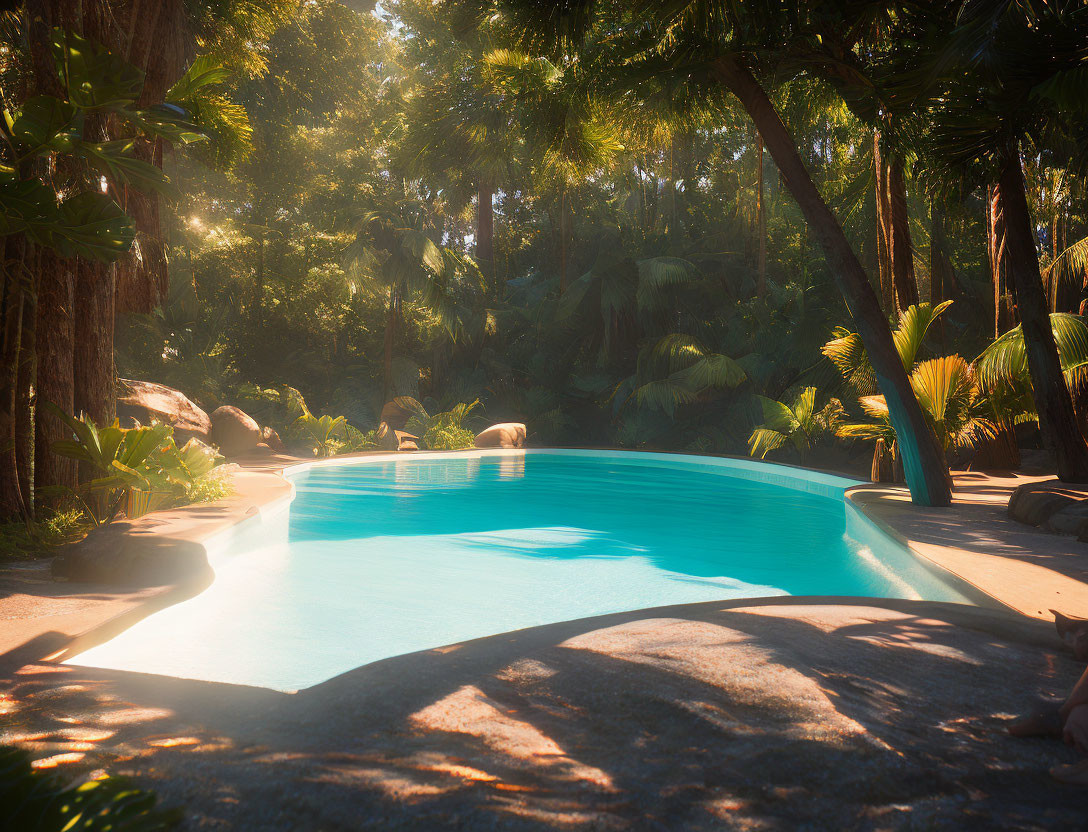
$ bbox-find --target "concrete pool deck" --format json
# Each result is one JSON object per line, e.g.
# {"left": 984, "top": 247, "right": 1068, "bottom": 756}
{"left": 1, "top": 454, "right": 1087, "bottom": 828}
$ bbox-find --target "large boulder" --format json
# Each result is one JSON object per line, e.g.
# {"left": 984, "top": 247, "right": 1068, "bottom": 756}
{"left": 1008, "top": 480, "right": 1088, "bottom": 528}
{"left": 474, "top": 422, "right": 526, "bottom": 449}
{"left": 117, "top": 378, "right": 211, "bottom": 442}
{"left": 380, "top": 399, "right": 414, "bottom": 432}
{"left": 261, "top": 426, "right": 286, "bottom": 453}
{"left": 211, "top": 406, "right": 262, "bottom": 456}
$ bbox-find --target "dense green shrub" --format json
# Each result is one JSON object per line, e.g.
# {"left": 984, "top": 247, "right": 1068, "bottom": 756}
{"left": 0, "top": 745, "right": 181, "bottom": 830}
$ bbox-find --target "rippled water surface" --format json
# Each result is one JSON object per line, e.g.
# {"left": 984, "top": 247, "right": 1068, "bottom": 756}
{"left": 71, "top": 451, "right": 972, "bottom": 690}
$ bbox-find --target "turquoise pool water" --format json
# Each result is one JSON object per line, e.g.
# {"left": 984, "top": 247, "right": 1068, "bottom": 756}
{"left": 70, "top": 451, "right": 974, "bottom": 690}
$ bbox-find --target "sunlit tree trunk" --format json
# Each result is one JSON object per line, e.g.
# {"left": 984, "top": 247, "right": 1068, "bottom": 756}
{"left": 999, "top": 151, "right": 1088, "bottom": 481}
{"left": 887, "top": 157, "right": 919, "bottom": 311}
{"left": 716, "top": 55, "right": 951, "bottom": 506}
{"left": 756, "top": 134, "right": 767, "bottom": 296}
{"left": 873, "top": 132, "right": 894, "bottom": 313}
{"left": 988, "top": 184, "right": 1014, "bottom": 338}
{"left": 74, "top": 261, "right": 116, "bottom": 426}
{"left": 382, "top": 285, "right": 398, "bottom": 403}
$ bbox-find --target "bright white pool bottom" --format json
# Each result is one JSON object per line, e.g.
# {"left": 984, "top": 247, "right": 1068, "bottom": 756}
{"left": 70, "top": 450, "right": 976, "bottom": 690}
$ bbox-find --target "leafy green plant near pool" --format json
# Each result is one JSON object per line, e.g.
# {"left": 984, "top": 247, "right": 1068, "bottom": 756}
{"left": 0, "top": 745, "right": 180, "bottom": 830}
{"left": 402, "top": 397, "right": 480, "bottom": 450}
{"left": 46, "top": 406, "right": 231, "bottom": 527}
{"left": 293, "top": 413, "right": 380, "bottom": 458}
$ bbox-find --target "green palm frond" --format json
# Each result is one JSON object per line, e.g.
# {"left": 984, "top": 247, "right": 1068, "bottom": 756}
{"left": 747, "top": 427, "right": 789, "bottom": 459}
{"left": 1044, "top": 235, "right": 1088, "bottom": 294}
{"left": 635, "top": 256, "right": 700, "bottom": 309}
{"left": 893, "top": 301, "right": 953, "bottom": 371}
{"left": 976, "top": 313, "right": 1088, "bottom": 393}
{"left": 822, "top": 328, "right": 876, "bottom": 395}
{"left": 824, "top": 302, "right": 952, "bottom": 394}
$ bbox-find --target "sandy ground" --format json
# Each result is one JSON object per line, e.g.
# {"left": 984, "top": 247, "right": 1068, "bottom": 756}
{"left": 2, "top": 458, "right": 1088, "bottom": 829}
{"left": 2, "top": 598, "right": 1085, "bottom": 830}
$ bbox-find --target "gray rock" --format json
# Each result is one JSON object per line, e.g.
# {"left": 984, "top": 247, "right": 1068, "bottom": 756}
{"left": 1044, "top": 501, "right": 1088, "bottom": 536}
{"left": 1008, "top": 480, "right": 1088, "bottom": 527}
{"left": 117, "top": 378, "right": 211, "bottom": 442}
{"left": 211, "top": 406, "right": 262, "bottom": 456}
{"left": 474, "top": 422, "right": 526, "bottom": 449}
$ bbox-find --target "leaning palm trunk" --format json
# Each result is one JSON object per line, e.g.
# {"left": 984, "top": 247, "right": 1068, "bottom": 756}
{"left": 998, "top": 152, "right": 1088, "bottom": 482}
{"left": 716, "top": 55, "right": 951, "bottom": 506}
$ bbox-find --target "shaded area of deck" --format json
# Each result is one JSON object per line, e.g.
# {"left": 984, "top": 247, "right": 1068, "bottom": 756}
{"left": 2, "top": 598, "right": 1085, "bottom": 830}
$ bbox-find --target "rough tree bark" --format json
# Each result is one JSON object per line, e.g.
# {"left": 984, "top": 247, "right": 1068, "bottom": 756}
{"left": 873, "top": 132, "right": 895, "bottom": 314}
{"left": 15, "top": 263, "right": 36, "bottom": 510}
{"left": 999, "top": 152, "right": 1088, "bottom": 481}
{"left": 0, "top": 259, "right": 27, "bottom": 520}
{"left": 716, "top": 55, "right": 951, "bottom": 506}
{"left": 929, "top": 200, "right": 950, "bottom": 348}
{"left": 74, "top": 260, "right": 116, "bottom": 426}
{"left": 887, "top": 157, "right": 919, "bottom": 311}
{"left": 34, "top": 250, "right": 77, "bottom": 506}
{"left": 988, "top": 184, "right": 1015, "bottom": 337}
{"left": 756, "top": 134, "right": 767, "bottom": 296}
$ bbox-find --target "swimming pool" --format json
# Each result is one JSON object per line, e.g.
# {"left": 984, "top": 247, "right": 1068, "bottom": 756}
{"left": 70, "top": 450, "right": 976, "bottom": 690}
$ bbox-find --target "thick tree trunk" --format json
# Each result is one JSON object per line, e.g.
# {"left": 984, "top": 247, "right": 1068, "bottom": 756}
{"left": 716, "top": 56, "right": 951, "bottom": 506}
{"left": 35, "top": 251, "right": 77, "bottom": 506}
{"left": 887, "top": 157, "right": 919, "bottom": 311}
{"left": 999, "top": 152, "right": 1088, "bottom": 481}
{"left": 929, "top": 200, "right": 953, "bottom": 349}
{"left": 989, "top": 184, "right": 1015, "bottom": 337}
{"left": 477, "top": 180, "right": 494, "bottom": 291}
{"left": 873, "top": 132, "right": 894, "bottom": 314}
{"left": 16, "top": 269, "right": 36, "bottom": 512}
{"left": 382, "top": 285, "right": 397, "bottom": 404}
{"left": 74, "top": 261, "right": 116, "bottom": 426}
{"left": 756, "top": 134, "right": 767, "bottom": 296}
{"left": 0, "top": 266, "right": 27, "bottom": 521}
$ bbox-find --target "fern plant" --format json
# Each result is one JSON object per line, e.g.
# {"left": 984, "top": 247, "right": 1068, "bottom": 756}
{"left": 0, "top": 744, "right": 180, "bottom": 830}
{"left": 748, "top": 387, "right": 845, "bottom": 460}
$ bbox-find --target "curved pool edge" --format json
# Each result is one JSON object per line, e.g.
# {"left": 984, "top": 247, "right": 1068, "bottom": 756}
{"left": 48, "top": 449, "right": 1065, "bottom": 671}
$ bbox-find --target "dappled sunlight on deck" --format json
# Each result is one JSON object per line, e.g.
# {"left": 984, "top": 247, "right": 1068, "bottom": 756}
{"left": 1, "top": 597, "right": 1085, "bottom": 828}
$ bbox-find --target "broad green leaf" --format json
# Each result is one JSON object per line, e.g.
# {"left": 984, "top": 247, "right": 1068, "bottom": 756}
{"left": 52, "top": 28, "right": 143, "bottom": 110}
{"left": 77, "top": 139, "right": 177, "bottom": 198}
{"left": 11, "top": 96, "right": 77, "bottom": 153}
{"left": 46, "top": 192, "right": 136, "bottom": 262}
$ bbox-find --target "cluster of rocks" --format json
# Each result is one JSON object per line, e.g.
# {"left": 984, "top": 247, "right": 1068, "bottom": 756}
{"left": 118, "top": 379, "right": 527, "bottom": 459}
{"left": 376, "top": 398, "right": 526, "bottom": 451}
{"left": 1008, "top": 480, "right": 1088, "bottom": 541}
{"left": 117, "top": 379, "right": 283, "bottom": 458}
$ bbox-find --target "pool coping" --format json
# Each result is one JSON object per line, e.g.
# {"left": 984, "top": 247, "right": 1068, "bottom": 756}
{"left": 17, "top": 448, "right": 1088, "bottom": 670}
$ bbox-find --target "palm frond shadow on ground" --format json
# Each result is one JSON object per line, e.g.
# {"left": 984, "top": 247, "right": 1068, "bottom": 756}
{"left": 1, "top": 597, "right": 1084, "bottom": 830}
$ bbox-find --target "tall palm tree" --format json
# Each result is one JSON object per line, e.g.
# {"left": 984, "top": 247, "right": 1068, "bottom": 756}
{"left": 914, "top": 0, "right": 1088, "bottom": 481}
{"left": 457, "top": 0, "right": 953, "bottom": 505}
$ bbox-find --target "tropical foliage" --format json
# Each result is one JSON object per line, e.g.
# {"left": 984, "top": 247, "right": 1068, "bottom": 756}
{"left": 4, "top": 0, "right": 1088, "bottom": 530}
{"left": 0, "top": 744, "right": 180, "bottom": 830}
